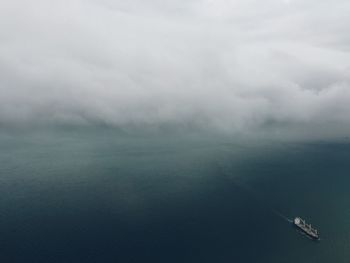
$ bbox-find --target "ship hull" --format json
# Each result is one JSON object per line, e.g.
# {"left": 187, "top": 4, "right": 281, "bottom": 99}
{"left": 293, "top": 223, "right": 319, "bottom": 240}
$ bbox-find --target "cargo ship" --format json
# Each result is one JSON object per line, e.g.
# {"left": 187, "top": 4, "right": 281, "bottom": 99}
{"left": 293, "top": 217, "right": 319, "bottom": 240}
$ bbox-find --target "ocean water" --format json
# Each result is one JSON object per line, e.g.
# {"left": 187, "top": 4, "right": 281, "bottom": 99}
{"left": 1, "top": 128, "right": 350, "bottom": 262}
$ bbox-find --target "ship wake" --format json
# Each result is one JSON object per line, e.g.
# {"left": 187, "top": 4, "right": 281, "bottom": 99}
{"left": 218, "top": 169, "right": 292, "bottom": 224}
{"left": 272, "top": 209, "right": 293, "bottom": 223}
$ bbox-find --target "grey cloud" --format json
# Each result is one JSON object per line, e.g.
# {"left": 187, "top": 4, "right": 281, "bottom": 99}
{"left": 1, "top": 0, "right": 350, "bottom": 138}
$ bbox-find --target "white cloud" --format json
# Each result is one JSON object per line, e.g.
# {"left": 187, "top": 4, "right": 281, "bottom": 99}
{"left": 0, "top": 0, "right": 350, "bottom": 138}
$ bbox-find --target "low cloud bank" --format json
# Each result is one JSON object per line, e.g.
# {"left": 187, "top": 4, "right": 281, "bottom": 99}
{"left": 1, "top": 0, "right": 350, "bottom": 138}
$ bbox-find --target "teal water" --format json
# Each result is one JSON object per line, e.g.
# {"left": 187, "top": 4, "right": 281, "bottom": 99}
{"left": 1, "top": 128, "right": 350, "bottom": 262}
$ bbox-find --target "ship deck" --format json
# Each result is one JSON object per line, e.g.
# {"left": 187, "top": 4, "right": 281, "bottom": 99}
{"left": 294, "top": 217, "right": 319, "bottom": 239}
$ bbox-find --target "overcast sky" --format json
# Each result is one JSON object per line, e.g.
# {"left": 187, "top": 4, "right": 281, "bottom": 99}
{"left": 1, "top": 0, "right": 350, "bottom": 137}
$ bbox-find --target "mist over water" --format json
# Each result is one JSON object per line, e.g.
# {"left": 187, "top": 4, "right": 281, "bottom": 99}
{"left": 1, "top": 0, "right": 350, "bottom": 262}
{"left": 1, "top": 0, "right": 350, "bottom": 139}
{"left": 1, "top": 128, "right": 350, "bottom": 262}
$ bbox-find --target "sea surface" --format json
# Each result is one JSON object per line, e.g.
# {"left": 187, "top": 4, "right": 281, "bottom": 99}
{"left": 1, "top": 128, "right": 350, "bottom": 262}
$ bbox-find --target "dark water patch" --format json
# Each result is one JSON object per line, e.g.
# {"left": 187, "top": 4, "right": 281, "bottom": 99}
{"left": 0, "top": 130, "right": 350, "bottom": 262}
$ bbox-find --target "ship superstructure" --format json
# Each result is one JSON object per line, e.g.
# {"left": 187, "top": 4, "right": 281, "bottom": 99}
{"left": 293, "top": 217, "right": 319, "bottom": 240}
